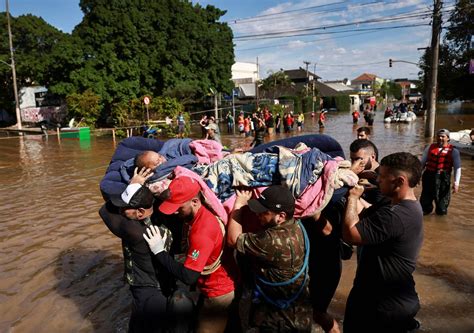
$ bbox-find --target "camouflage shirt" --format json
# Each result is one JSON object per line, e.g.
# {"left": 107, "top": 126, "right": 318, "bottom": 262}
{"left": 236, "top": 218, "right": 311, "bottom": 331}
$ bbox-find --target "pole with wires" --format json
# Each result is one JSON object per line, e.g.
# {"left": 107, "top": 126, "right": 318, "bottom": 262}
{"left": 425, "top": 0, "right": 442, "bottom": 138}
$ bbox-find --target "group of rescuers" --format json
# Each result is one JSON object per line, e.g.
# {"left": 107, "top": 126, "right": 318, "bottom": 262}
{"left": 99, "top": 127, "right": 461, "bottom": 333}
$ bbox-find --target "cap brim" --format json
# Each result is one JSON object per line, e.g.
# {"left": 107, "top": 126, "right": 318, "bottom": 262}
{"left": 110, "top": 195, "right": 128, "bottom": 208}
{"left": 248, "top": 198, "right": 269, "bottom": 214}
{"left": 159, "top": 201, "right": 181, "bottom": 215}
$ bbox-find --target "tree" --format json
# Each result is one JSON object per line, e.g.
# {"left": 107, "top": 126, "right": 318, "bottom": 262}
{"left": 418, "top": 0, "right": 474, "bottom": 101}
{"left": 259, "top": 70, "right": 294, "bottom": 99}
{"left": 49, "top": 0, "right": 234, "bottom": 123}
{"left": 0, "top": 13, "right": 67, "bottom": 115}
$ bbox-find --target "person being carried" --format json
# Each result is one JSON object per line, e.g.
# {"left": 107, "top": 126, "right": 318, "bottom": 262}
{"left": 143, "top": 176, "right": 237, "bottom": 333}
{"left": 227, "top": 185, "right": 312, "bottom": 333}
{"left": 420, "top": 128, "right": 461, "bottom": 215}
{"left": 343, "top": 152, "right": 423, "bottom": 332}
{"left": 349, "top": 139, "right": 385, "bottom": 205}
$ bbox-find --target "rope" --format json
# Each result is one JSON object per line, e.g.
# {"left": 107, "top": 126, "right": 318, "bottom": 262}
{"left": 253, "top": 220, "right": 310, "bottom": 309}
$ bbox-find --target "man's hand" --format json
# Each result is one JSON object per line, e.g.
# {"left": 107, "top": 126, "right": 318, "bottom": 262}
{"left": 143, "top": 225, "right": 168, "bottom": 254}
{"left": 452, "top": 184, "right": 459, "bottom": 194}
{"left": 234, "top": 188, "right": 252, "bottom": 209}
{"left": 130, "top": 167, "right": 154, "bottom": 185}
{"left": 348, "top": 184, "right": 365, "bottom": 199}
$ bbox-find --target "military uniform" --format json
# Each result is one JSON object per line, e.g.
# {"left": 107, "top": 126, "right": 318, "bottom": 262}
{"left": 236, "top": 218, "right": 312, "bottom": 332}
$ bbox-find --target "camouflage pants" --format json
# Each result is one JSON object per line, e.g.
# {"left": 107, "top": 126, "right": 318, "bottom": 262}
{"left": 420, "top": 170, "right": 451, "bottom": 215}
{"left": 249, "top": 296, "right": 312, "bottom": 333}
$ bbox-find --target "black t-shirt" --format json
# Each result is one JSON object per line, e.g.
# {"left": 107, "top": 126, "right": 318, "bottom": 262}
{"left": 355, "top": 200, "right": 423, "bottom": 296}
{"left": 99, "top": 202, "right": 175, "bottom": 293}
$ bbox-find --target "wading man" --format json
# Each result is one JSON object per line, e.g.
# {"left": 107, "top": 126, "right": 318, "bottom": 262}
{"left": 343, "top": 152, "right": 423, "bottom": 332}
{"left": 420, "top": 129, "right": 461, "bottom": 215}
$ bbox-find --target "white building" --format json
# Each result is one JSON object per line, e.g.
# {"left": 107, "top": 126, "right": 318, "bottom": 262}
{"left": 231, "top": 62, "right": 258, "bottom": 98}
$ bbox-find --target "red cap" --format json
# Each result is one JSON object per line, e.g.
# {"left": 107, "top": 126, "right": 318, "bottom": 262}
{"left": 159, "top": 176, "right": 201, "bottom": 215}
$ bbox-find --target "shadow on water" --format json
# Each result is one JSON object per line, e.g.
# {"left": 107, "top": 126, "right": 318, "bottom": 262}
{"left": 417, "top": 262, "right": 474, "bottom": 294}
{"left": 53, "top": 248, "right": 130, "bottom": 332}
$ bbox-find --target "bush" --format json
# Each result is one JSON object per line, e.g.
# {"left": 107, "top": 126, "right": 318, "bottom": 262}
{"left": 334, "top": 95, "right": 351, "bottom": 112}
{"left": 66, "top": 89, "right": 101, "bottom": 127}
{"left": 279, "top": 95, "right": 301, "bottom": 114}
{"left": 302, "top": 96, "right": 317, "bottom": 113}
{"left": 321, "top": 95, "right": 351, "bottom": 112}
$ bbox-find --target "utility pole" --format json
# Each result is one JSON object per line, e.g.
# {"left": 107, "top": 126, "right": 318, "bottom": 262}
{"left": 425, "top": 0, "right": 442, "bottom": 138}
{"left": 312, "top": 63, "right": 316, "bottom": 114}
{"left": 303, "top": 61, "right": 311, "bottom": 96}
{"left": 6, "top": 0, "right": 22, "bottom": 131}
{"left": 255, "top": 57, "right": 259, "bottom": 111}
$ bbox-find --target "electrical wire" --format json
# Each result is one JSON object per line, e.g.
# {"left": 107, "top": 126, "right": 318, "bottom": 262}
{"left": 236, "top": 23, "right": 430, "bottom": 51}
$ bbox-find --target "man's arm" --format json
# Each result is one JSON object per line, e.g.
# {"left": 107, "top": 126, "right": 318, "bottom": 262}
{"left": 143, "top": 225, "right": 200, "bottom": 285}
{"left": 343, "top": 185, "right": 364, "bottom": 245}
{"left": 452, "top": 148, "right": 461, "bottom": 193}
{"left": 420, "top": 145, "right": 430, "bottom": 167}
{"left": 227, "top": 189, "right": 252, "bottom": 248}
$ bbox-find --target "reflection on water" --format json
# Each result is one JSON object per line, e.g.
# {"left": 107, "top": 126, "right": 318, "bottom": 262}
{"left": 0, "top": 112, "right": 473, "bottom": 332}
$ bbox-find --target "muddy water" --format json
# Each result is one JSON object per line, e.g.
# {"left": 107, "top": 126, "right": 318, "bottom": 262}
{"left": 0, "top": 111, "right": 473, "bottom": 332}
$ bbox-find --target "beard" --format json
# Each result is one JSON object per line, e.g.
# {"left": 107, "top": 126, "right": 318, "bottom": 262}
{"left": 180, "top": 210, "right": 195, "bottom": 223}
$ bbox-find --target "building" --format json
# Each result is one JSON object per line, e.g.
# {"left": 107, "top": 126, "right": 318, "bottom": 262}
{"left": 350, "top": 73, "right": 384, "bottom": 96}
{"left": 316, "top": 80, "right": 360, "bottom": 110}
{"left": 231, "top": 62, "right": 258, "bottom": 98}
{"left": 393, "top": 79, "right": 422, "bottom": 102}
{"left": 19, "top": 86, "right": 66, "bottom": 124}
{"left": 283, "top": 67, "right": 321, "bottom": 94}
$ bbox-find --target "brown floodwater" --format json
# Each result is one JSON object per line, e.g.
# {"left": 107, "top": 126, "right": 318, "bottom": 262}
{"left": 0, "top": 111, "right": 473, "bottom": 332}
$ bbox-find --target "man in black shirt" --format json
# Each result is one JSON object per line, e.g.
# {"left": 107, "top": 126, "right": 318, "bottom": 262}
{"left": 99, "top": 167, "right": 175, "bottom": 333}
{"left": 343, "top": 152, "right": 423, "bottom": 332}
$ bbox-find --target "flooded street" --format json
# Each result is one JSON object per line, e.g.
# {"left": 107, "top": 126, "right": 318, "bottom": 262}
{"left": 0, "top": 111, "right": 473, "bottom": 332}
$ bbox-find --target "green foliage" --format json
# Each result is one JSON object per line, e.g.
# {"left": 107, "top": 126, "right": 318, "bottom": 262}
{"left": 114, "top": 129, "right": 127, "bottom": 138}
{"left": 322, "top": 95, "right": 351, "bottom": 111}
{"left": 1, "top": 1, "right": 234, "bottom": 123}
{"left": 150, "top": 96, "right": 186, "bottom": 138}
{"left": 65, "top": 89, "right": 101, "bottom": 127}
{"left": 301, "top": 96, "right": 315, "bottom": 113}
{"left": 418, "top": 0, "right": 474, "bottom": 100}
{"left": 0, "top": 13, "right": 68, "bottom": 114}
{"left": 259, "top": 70, "right": 295, "bottom": 99}
{"left": 279, "top": 95, "right": 301, "bottom": 114}
{"left": 54, "top": 0, "right": 234, "bottom": 117}
{"left": 379, "top": 81, "right": 402, "bottom": 101}
{"left": 334, "top": 95, "right": 351, "bottom": 112}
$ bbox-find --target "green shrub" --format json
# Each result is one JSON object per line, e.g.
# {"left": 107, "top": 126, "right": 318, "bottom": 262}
{"left": 279, "top": 95, "right": 301, "bottom": 114}
{"left": 334, "top": 95, "right": 351, "bottom": 112}
{"left": 66, "top": 89, "right": 101, "bottom": 127}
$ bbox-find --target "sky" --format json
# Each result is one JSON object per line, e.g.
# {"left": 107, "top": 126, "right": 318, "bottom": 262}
{"left": 6, "top": 0, "right": 456, "bottom": 81}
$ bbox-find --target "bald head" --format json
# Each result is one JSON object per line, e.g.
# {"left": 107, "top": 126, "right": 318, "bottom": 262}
{"left": 135, "top": 151, "right": 166, "bottom": 170}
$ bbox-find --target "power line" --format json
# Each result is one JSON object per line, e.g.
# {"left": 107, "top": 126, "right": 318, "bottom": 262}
{"left": 233, "top": 7, "right": 454, "bottom": 41}
{"left": 227, "top": 0, "right": 350, "bottom": 24}
{"left": 236, "top": 23, "right": 430, "bottom": 51}
{"left": 228, "top": 0, "right": 390, "bottom": 26}
{"left": 233, "top": 9, "right": 434, "bottom": 40}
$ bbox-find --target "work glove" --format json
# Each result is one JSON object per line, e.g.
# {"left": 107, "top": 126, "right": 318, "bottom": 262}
{"left": 143, "top": 225, "right": 168, "bottom": 254}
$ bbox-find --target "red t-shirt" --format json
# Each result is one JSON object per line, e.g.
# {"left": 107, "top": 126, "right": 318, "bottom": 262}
{"left": 184, "top": 206, "right": 236, "bottom": 297}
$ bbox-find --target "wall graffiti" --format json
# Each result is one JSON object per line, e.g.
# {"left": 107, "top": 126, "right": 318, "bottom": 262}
{"left": 21, "top": 106, "right": 67, "bottom": 124}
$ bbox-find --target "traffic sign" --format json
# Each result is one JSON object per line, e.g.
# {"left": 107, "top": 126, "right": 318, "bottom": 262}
{"left": 143, "top": 96, "right": 150, "bottom": 105}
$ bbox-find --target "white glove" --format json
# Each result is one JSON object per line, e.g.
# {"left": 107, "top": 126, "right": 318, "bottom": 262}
{"left": 143, "top": 225, "right": 168, "bottom": 254}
